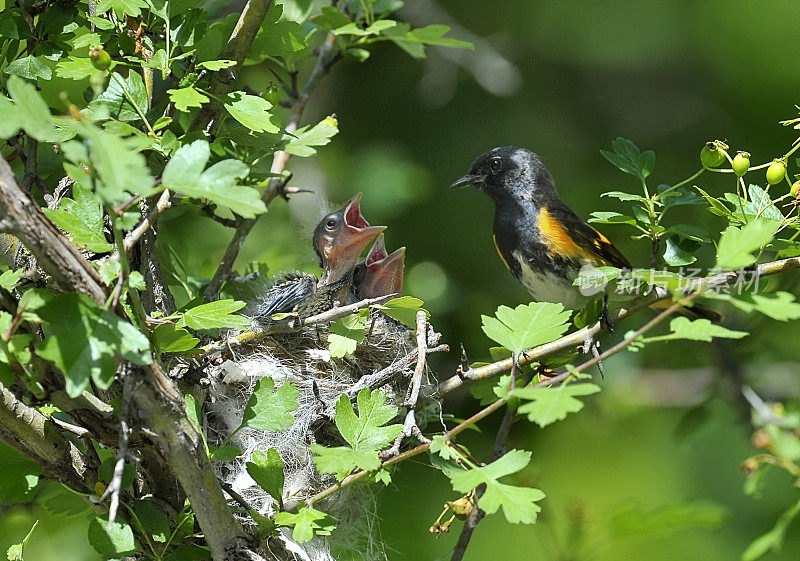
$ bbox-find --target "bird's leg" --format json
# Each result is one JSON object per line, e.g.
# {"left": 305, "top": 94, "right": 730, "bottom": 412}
{"left": 600, "top": 294, "right": 615, "bottom": 333}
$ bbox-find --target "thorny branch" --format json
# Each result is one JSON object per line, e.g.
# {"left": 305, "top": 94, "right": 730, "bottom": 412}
{"left": 202, "top": 32, "right": 341, "bottom": 303}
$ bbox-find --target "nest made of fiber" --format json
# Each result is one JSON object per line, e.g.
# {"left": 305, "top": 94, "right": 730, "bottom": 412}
{"left": 203, "top": 312, "right": 439, "bottom": 561}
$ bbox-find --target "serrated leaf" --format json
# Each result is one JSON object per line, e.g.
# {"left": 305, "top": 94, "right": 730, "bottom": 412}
{"left": 91, "top": 71, "right": 149, "bottom": 122}
{"left": 87, "top": 515, "right": 136, "bottom": 557}
{"left": 0, "top": 270, "right": 23, "bottom": 291}
{"left": 274, "top": 507, "right": 335, "bottom": 543}
{"left": 449, "top": 450, "right": 544, "bottom": 524}
{"left": 481, "top": 302, "right": 571, "bottom": 354}
{"left": 312, "top": 389, "right": 401, "bottom": 480}
{"left": 241, "top": 377, "right": 299, "bottom": 431}
{"left": 35, "top": 293, "right": 152, "bottom": 397}
{"left": 284, "top": 115, "right": 338, "bottom": 157}
{"left": 131, "top": 499, "right": 171, "bottom": 543}
{"left": 3, "top": 55, "right": 52, "bottom": 80}
{"left": 161, "top": 140, "right": 266, "bottom": 218}
{"left": 663, "top": 235, "right": 697, "bottom": 266}
{"left": 56, "top": 57, "right": 101, "bottom": 80}
{"left": 333, "top": 19, "right": 396, "bottom": 37}
{"left": 647, "top": 317, "right": 747, "bottom": 343}
{"left": 222, "top": 92, "right": 279, "bottom": 133}
{"left": 514, "top": 383, "right": 601, "bottom": 427}
{"left": 724, "top": 291, "right": 800, "bottom": 321}
{"left": 327, "top": 309, "right": 367, "bottom": 357}
{"left": 376, "top": 296, "right": 426, "bottom": 327}
{"left": 196, "top": 59, "right": 236, "bottom": 71}
{"left": 600, "top": 137, "right": 655, "bottom": 181}
{"left": 167, "top": 87, "right": 209, "bottom": 112}
{"left": 246, "top": 449, "right": 284, "bottom": 504}
{"left": 716, "top": 219, "right": 775, "bottom": 269}
{"left": 95, "top": 0, "right": 149, "bottom": 17}
{"left": 154, "top": 324, "right": 199, "bottom": 353}
{"left": 746, "top": 184, "right": 783, "bottom": 221}
{"left": 42, "top": 183, "right": 113, "bottom": 253}
{"left": 0, "top": 442, "right": 41, "bottom": 505}
{"left": 178, "top": 299, "right": 250, "bottom": 330}
{"left": 0, "top": 75, "right": 59, "bottom": 141}
{"left": 208, "top": 445, "right": 240, "bottom": 462}
{"left": 588, "top": 211, "right": 637, "bottom": 225}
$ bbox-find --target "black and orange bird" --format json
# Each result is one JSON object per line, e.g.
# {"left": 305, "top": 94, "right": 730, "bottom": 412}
{"left": 450, "top": 146, "right": 720, "bottom": 322}
{"left": 256, "top": 193, "right": 385, "bottom": 321}
{"left": 353, "top": 234, "right": 406, "bottom": 300}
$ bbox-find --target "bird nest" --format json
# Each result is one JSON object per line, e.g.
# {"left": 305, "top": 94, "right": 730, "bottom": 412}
{"left": 202, "top": 311, "right": 444, "bottom": 561}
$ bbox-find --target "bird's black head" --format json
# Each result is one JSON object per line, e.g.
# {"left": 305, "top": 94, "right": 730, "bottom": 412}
{"left": 450, "top": 146, "right": 555, "bottom": 203}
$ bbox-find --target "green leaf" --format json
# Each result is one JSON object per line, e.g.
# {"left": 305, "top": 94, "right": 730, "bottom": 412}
{"left": 222, "top": 92, "right": 279, "bottom": 133}
{"left": 184, "top": 393, "right": 202, "bottom": 431}
{"left": 746, "top": 184, "right": 783, "bottom": 221}
{"left": 250, "top": 4, "right": 309, "bottom": 62}
{"left": 161, "top": 140, "right": 266, "bottom": 218}
{"left": 284, "top": 115, "right": 338, "bottom": 157}
{"left": 588, "top": 211, "right": 638, "bottom": 226}
{"left": 0, "top": 442, "right": 41, "bottom": 505}
{"left": 333, "top": 19, "right": 397, "bottom": 37}
{"left": 35, "top": 293, "right": 152, "bottom": 397}
{"left": 167, "top": 87, "right": 209, "bottom": 112}
{"left": 715, "top": 219, "right": 775, "bottom": 269}
{"left": 208, "top": 445, "right": 240, "bottom": 462}
{"left": 0, "top": 75, "right": 59, "bottom": 141}
{"left": 742, "top": 499, "right": 800, "bottom": 561}
{"left": 514, "top": 383, "right": 601, "bottom": 428}
{"left": 42, "top": 183, "right": 113, "bottom": 253}
{"left": 95, "top": 0, "right": 149, "bottom": 17}
{"left": 87, "top": 515, "right": 136, "bottom": 558}
{"left": 645, "top": 317, "right": 747, "bottom": 343}
{"left": 481, "top": 302, "right": 571, "bottom": 354}
{"left": 154, "top": 324, "right": 199, "bottom": 353}
{"left": 312, "top": 389, "right": 402, "bottom": 480}
{"left": 663, "top": 235, "right": 698, "bottom": 266}
{"left": 196, "top": 59, "right": 236, "bottom": 71}
{"left": 724, "top": 291, "right": 800, "bottom": 321}
{"left": 178, "top": 299, "right": 251, "bottom": 330}
{"left": 0, "top": 270, "right": 23, "bottom": 291}
{"left": 375, "top": 296, "right": 426, "bottom": 327}
{"left": 274, "top": 507, "right": 335, "bottom": 543}
{"left": 601, "top": 191, "right": 651, "bottom": 203}
{"left": 56, "top": 57, "right": 101, "bottom": 81}
{"left": 131, "top": 499, "right": 171, "bottom": 543}
{"left": 696, "top": 186, "right": 734, "bottom": 218}
{"left": 4, "top": 55, "right": 52, "bottom": 80}
{"left": 312, "top": 6, "right": 351, "bottom": 31}
{"left": 246, "top": 449, "right": 285, "bottom": 503}
{"left": 383, "top": 23, "right": 473, "bottom": 59}
{"left": 600, "top": 137, "right": 655, "bottom": 182}
{"left": 162, "top": 545, "right": 211, "bottom": 561}
{"left": 241, "top": 377, "right": 299, "bottom": 431}
{"left": 91, "top": 71, "right": 149, "bottom": 122}
{"left": 328, "top": 309, "right": 368, "bottom": 358}
{"left": 5, "top": 520, "right": 37, "bottom": 561}
{"left": 449, "top": 449, "right": 544, "bottom": 524}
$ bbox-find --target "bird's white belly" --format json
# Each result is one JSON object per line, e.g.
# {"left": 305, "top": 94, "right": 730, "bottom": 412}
{"left": 511, "top": 250, "right": 588, "bottom": 310}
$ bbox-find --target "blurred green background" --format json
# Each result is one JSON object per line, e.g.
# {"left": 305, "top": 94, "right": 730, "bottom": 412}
{"left": 4, "top": 0, "right": 800, "bottom": 559}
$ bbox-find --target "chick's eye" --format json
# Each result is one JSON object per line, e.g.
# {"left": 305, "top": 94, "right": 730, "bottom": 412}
{"left": 325, "top": 217, "right": 338, "bottom": 230}
{"left": 489, "top": 157, "right": 502, "bottom": 173}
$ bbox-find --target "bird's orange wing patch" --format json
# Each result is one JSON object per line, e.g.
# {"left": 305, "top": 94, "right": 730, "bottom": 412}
{"left": 537, "top": 208, "right": 595, "bottom": 260}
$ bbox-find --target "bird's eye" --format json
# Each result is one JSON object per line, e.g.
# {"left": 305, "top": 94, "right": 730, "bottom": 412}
{"left": 489, "top": 157, "right": 502, "bottom": 174}
{"left": 325, "top": 217, "right": 338, "bottom": 230}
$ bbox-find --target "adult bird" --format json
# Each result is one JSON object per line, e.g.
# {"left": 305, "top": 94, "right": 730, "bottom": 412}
{"left": 353, "top": 234, "right": 406, "bottom": 300}
{"left": 450, "top": 146, "right": 720, "bottom": 322}
{"left": 255, "top": 193, "right": 385, "bottom": 322}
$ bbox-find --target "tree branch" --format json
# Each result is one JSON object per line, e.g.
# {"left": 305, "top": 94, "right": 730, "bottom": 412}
{"left": 202, "top": 32, "right": 340, "bottom": 303}
{"left": 0, "top": 381, "right": 94, "bottom": 493}
{"left": 429, "top": 256, "right": 800, "bottom": 399}
{"left": 0, "top": 155, "right": 107, "bottom": 304}
{"left": 191, "top": 0, "right": 274, "bottom": 132}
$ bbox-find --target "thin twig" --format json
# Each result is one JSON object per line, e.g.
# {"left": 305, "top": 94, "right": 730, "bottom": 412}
{"left": 199, "top": 294, "right": 396, "bottom": 356}
{"left": 101, "top": 366, "right": 133, "bottom": 530}
{"left": 450, "top": 403, "right": 516, "bottom": 561}
{"left": 306, "top": 295, "right": 694, "bottom": 507}
{"left": 123, "top": 189, "right": 172, "bottom": 252}
{"left": 404, "top": 310, "right": 428, "bottom": 407}
{"left": 202, "top": 32, "right": 340, "bottom": 303}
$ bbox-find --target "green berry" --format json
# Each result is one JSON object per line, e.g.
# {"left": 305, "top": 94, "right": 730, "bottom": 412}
{"left": 732, "top": 151, "right": 750, "bottom": 176}
{"left": 766, "top": 159, "right": 786, "bottom": 185}
{"left": 700, "top": 141, "right": 726, "bottom": 168}
{"left": 791, "top": 180, "right": 800, "bottom": 198}
{"left": 89, "top": 46, "right": 111, "bottom": 71}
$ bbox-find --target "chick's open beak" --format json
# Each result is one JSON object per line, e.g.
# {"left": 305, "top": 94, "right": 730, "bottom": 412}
{"left": 327, "top": 193, "right": 386, "bottom": 267}
{"left": 358, "top": 235, "right": 405, "bottom": 299}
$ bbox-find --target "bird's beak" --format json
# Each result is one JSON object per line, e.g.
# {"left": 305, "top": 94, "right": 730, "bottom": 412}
{"left": 327, "top": 193, "right": 386, "bottom": 270}
{"left": 449, "top": 173, "right": 486, "bottom": 190}
{"left": 359, "top": 240, "right": 406, "bottom": 299}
